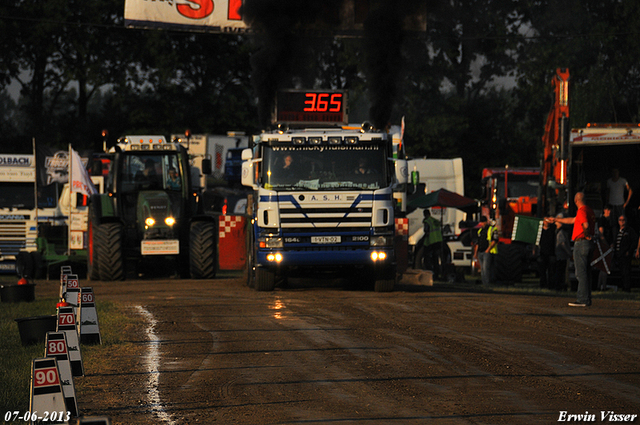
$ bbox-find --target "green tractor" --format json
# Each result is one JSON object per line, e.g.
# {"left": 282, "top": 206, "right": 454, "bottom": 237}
{"left": 87, "top": 135, "right": 216, "bottom": 280}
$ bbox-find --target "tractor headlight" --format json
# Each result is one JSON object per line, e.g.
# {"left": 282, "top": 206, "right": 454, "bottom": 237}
{"left": 145, "top": 217, "right": 155, "bottom": 227}
{"left": 165, "top": 217, "right": 176, "bottom": 226}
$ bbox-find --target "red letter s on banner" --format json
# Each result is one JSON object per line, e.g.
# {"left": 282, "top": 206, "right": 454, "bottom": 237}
{"left": 228, "top": 0, "right": 242, "bottom": 20}
{"left": 177, "top": 0, "right": 214, "bottom": 19}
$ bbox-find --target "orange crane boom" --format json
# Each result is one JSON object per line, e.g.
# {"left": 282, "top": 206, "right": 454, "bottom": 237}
{"left": 540, "top": 68, "right": 570, "bottom": 216}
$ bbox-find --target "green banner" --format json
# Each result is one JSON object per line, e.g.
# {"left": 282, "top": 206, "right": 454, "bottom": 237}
{"left": 512, "top": 215, "right": 543, "bottom": 245}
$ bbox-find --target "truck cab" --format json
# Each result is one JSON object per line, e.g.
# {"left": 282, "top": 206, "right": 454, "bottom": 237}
{"left": 480, "top": 167, "right": 540, "bottom": 241}
{"left": 242, "top": 124, "right": 406, "bottom": 291}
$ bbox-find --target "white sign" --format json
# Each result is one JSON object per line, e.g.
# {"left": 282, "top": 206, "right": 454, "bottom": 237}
{"left": 124, "top": 0, "right": 247, "bottom": 33}
{"left": 29, "top": 358, "right": 68, "bottom": 422}
{"left": 77, "top": 287, "right": 102, "bottom": 345}
{"left": 0, "top": 155, "right": 32, "bottom": 166}
{"left": 57, "top": 306, "right": 84, "bottom": 377}
{"left": 0, "top": 154, "right": 35, "bottom": 182}
{"left": 70, "top": 230, "right": 85, "bottom": 250}
{"left": 311, "top": 236, "right": 341, "bottom": 244}
{"left": 141, "top": 239, "right": 180, "bottom": 255}
{"left": 0, "top": 167, "right": 35, "bottom": 182}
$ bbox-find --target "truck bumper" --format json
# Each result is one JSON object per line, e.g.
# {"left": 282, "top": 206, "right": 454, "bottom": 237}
{"left": 0, "top": 260, "right": 16, "bottom": 274}
{"left": 257, "top": 248, "right": 394, "bottom": 268}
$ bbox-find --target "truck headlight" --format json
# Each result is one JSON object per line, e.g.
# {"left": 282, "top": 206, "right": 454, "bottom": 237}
{"left": 266, "top": 252, "right": 283, "bottom": 263}
{"left": 371, "top": 251, "right": 388, "bottom": 261}
{"left": 370, "top": 235, "right": 392, "bottom": 247}
{"left": 259, "top": 237, "right": 283, "bottom": 248}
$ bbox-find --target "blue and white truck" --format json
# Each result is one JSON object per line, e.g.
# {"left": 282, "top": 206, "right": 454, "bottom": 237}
{"left": 0, "top": 151, "right": 103, "bottom": 278}
{"left": 241, "top": 90, "right": 407, "bottom": 291}
{"left": 0, "top": 153, "right": 40, "bottom": 275}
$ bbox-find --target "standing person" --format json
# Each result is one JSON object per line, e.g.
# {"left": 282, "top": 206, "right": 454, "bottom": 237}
{"left": 596, "top": 204, "right": 614, "bottom": 290}
{"left": 606, "top": 168, "right": 632, "bottom": 226}
{"left": 548, "top": 192, "right": 596, "bottom": 307}
{"left": 422, "top": 209, "right": 443, "bottom": 279}
{"left": 474, "top": 216, "right": 499, "bottom": 286}
{"left": 554, "top": 214, "right": 572, "bottom": 291}
{"left": 473, "top": 217, "right": 488, "bottom": 278}
{"left": 598, "top": 204, "right": 615, "bottom": 244}
{"left": 614, "top": 215, "right": 637, "bottom": 293}
{"left": 538, "top": 219, "right": 556, "bottom": 289}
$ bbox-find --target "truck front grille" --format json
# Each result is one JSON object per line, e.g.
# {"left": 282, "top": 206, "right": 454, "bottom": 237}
{"left": 0, "top": 221, "right": 37, "bottom": 255}
{"left": 279, "top": 206, "right": 372, "bottom": 228}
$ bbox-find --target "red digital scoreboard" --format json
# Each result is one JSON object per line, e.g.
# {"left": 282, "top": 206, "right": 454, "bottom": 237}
{"left": 275, "top": 90, "right": 347, "bottom": 124}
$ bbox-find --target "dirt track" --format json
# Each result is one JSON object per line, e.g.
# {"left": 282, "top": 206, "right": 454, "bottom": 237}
{"left": 40, "top": 273, "right": 640, "bottom": 424}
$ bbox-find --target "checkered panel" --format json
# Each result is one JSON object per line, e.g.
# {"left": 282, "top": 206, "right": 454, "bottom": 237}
{"left": 395, "top": 218, "right": 409, "bottom": 236}
{"left": 219, "top": 215, "right": 244, "bottom": 239}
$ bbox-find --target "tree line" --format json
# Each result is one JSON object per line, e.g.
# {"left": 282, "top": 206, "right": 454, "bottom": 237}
{"left": 1, "top": 0, "right": 640, "bottom": 196}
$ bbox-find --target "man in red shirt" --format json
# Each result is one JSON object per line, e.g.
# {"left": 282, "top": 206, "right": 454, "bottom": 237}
{"left": 549, "top": 192, "right": 596, "bottom": 306}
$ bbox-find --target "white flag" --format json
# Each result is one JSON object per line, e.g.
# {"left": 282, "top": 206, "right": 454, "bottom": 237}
{"left": 70, "top": 147, "right": 97, "bottom": 196}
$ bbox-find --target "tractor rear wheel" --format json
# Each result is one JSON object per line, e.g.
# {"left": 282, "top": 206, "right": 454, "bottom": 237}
{"left": 87, "top": 218, "right": 101, "bottom": 280}
{"left": 189, "top": 221, "right": 216, "bottom": 279}
{"left": 496, "top": 243, "right": 525, "bottom": 284}
{"left": 97, "top": 222, "right": 125, "bottom": 281}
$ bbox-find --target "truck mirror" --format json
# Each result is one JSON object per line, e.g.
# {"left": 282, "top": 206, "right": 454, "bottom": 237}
{"left": 394, "top": 159, "right": 408, "bottom": 185}
{"left": 241, "top": 160, "right": 258, "bottom": 190}
{"left": 201, "top": 158, "right": 212, "bottom": 175}
{"left": 241, "top": 148, "right": 253, "bottom": 160}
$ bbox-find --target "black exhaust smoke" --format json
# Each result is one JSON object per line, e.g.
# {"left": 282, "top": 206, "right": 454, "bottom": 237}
{"left": 363, "top": 1, "right": 403, "bottom": 130}
{"left": 242, "top": 0, "right": 424, "bottom": 129}
{"left": 241, "top": 0, "right": 342, "bottom": 127}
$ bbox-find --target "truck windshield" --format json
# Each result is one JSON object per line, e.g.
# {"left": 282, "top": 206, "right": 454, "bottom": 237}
{"left": 497, "top": 174, "right": 539, "bottom": 198}
{"left": 262, "top": 145, "right": 387, "bottom": 191}
{"left": 0, "top": 183, "right": 35, "bottom": 209}
{"left": 0, "top": 183, "right": 59, "bottom": 210}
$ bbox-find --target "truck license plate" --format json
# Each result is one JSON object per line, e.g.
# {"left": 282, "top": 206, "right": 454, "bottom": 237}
{"left": 311, "top": 236, "right": 341, "bottom": 244}
{"left": 141, "top": 240, "right": 180, "bottom": 255}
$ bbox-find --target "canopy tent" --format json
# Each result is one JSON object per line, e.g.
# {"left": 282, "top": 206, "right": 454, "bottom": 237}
{"left": 408, "top": 188, "right": 477, "bottom": 213}
{"left": 408, "top": 189, "right": 477, "bottom": 278}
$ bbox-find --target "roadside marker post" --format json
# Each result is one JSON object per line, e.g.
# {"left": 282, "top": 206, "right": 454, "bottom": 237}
{"left": 45, "top": 332, "right": 78, "bottom": 417}
{"left": 65, "top": 274, "right": 81, "bottom": 307}
{"left": 57, "top": 306, "right": 84, "bottom": 376}
{"left": 29, "top": 357, "right": 69, "bottom": 424}
{"left": 77, "top": 287, "right": 101, "bottom": 345}
{"left": 59, "top": 266, "right": 72, "bottom": 301}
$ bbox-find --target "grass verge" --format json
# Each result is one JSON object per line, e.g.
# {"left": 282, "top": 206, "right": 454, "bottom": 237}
{"left": 0, "top": 296, "right": 141, "bottom": 420}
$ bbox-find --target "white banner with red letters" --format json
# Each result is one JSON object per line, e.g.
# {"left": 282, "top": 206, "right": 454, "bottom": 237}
{"left": 70, "top": 147, "right": 97, "bottom": 196}
{"left": 124, "top": 0, "right": 247, "bottom": 33}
